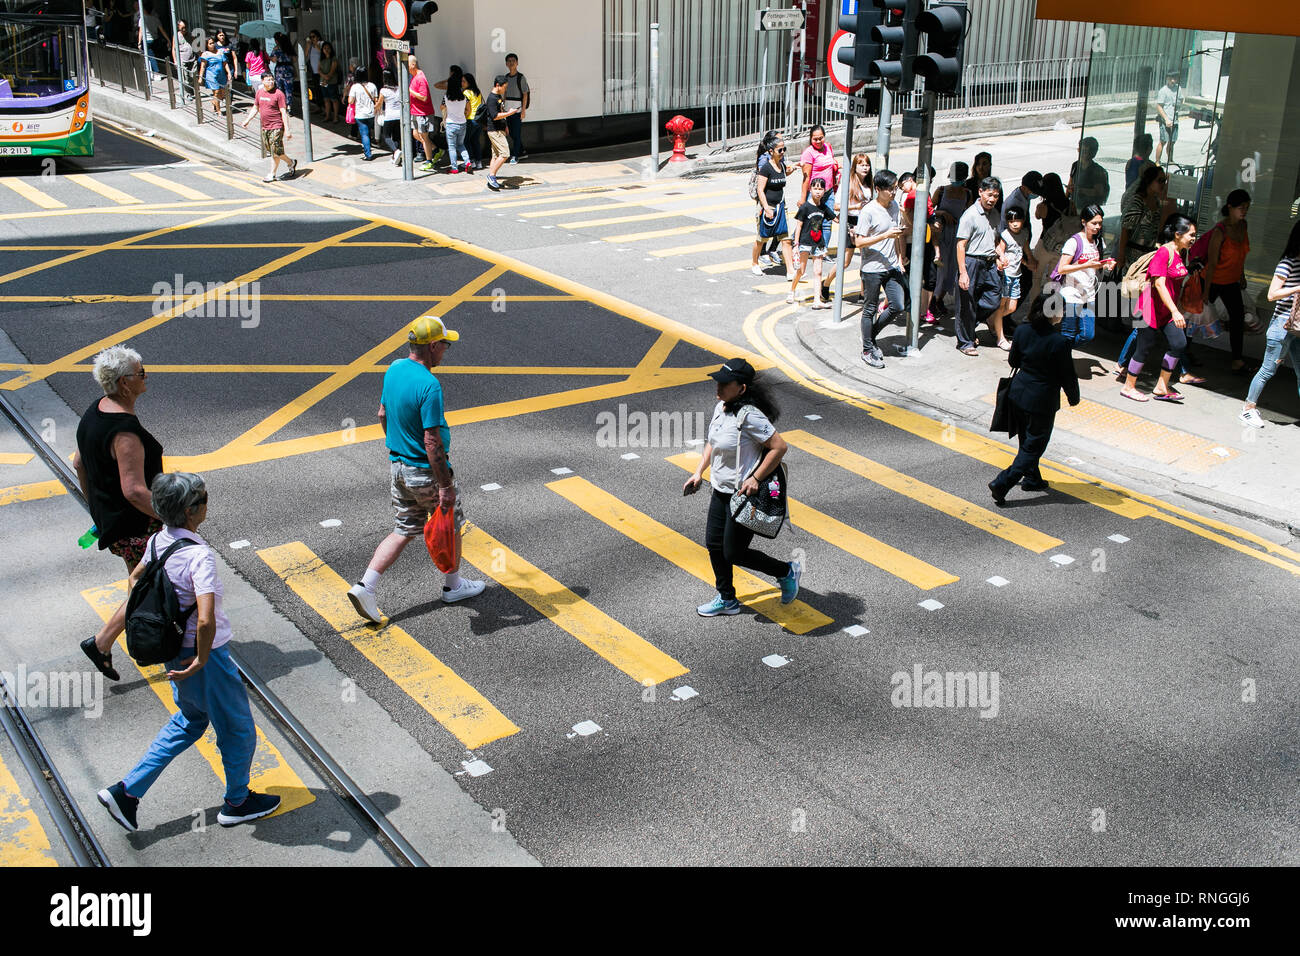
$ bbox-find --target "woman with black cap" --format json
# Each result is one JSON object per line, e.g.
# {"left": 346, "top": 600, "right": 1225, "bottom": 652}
{"left": 683, "top": 359, "right": 801, "bottom": 616}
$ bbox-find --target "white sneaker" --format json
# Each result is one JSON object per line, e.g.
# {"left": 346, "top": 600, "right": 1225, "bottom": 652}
{"left": 346, "top": 584, "right": 383, "bottom": 623}
{"left": 766, "top": 253, "right": 782, "bottom": 267}
{"left": 263, "top": 172, "right": 275, "bottom": 183}
{"left": 785, "top": 292, "right": 795, "bottom": 304}
{"left": 751, "top": 264, "right": 764, "bottom": 276}
{"left": 393, "top": 149, "right": 402, "bottom": 166}
{"left": 442, "top": 578, "right": 485, "bottom": 603}
{"left": 1239, "top": 408, "right": 1265, "bottom": 429}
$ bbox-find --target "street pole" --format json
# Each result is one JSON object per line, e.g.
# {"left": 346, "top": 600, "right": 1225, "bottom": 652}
{"left": 650, "top": 22, "right": 659, "bottom": 175}
{"left": 830, "top": 110, "right": 855, "bottom": 326}
{"left": 877, "top": 84, "right": 892, "bottom": 170}
{"left": 400, "top": 57, "right": 414, "bottom": 181}
{"left": 296, "top": 43, "right": 314, "bottom": 162}
{"left": 904, "top": 91, "right": 936, "bottom": 356}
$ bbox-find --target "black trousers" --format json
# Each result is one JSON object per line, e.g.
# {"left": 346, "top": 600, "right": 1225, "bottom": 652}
{"left": 1207, "top": 282, "right": 1245, "bottom": 361}
{"left": 957, "top": 256, "right": 1002, "bottom": 349}
{"left": 992, "top": 404, "right": 1055, "bottom": 490}
{"left": 705, "top": 489, "right": 790, "bottom": 601}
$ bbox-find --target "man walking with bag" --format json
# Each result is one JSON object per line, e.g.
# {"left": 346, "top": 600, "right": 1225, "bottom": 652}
{"left": 347, "top": 316, "right": 484, "bottom": 624}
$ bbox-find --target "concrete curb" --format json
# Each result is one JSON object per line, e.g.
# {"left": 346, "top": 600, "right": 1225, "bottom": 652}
{"left": 92, "top": 86, "right": 263, "bottom": 171}
{"left": 792, "top": 313, "right": 1300, "bottom": 541}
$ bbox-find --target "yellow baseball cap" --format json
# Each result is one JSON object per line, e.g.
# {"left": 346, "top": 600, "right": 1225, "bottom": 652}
{"left": 408, "top": 314, "right": 460, "bottom": 344}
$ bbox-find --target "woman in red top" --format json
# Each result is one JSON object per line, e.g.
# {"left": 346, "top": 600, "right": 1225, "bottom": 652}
{"left": 1202, "top": 189, "right": 1253, "bottom": 373}
{"left": 1120, "top": 215, "right": 1197, "bottom": 402}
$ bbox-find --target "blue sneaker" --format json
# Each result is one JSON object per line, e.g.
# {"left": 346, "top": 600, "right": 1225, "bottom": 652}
{"left": 697, "top": 593, "right": 742, "bottom": 617}
{"left": 217, "top": 790, "right": 281, "bottom": 827}
{"left": 97, "top": 781, "right": 138, "bottom": 832}
{"left": 778, "top": 560, "right": 802, "bottom": 605}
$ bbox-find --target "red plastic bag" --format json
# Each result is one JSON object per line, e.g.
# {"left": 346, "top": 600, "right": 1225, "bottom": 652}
{"left": 423, "top": 505, "right": 461, "bottom": 574}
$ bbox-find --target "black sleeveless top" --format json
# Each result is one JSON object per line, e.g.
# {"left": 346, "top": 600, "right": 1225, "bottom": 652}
{"left": 75, "top": 400, "right": 164, "bottom": 549}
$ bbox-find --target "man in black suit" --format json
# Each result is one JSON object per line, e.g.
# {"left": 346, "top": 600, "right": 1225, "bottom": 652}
{"left": 988, "top": 299, "right": 1081, "bottom": 504}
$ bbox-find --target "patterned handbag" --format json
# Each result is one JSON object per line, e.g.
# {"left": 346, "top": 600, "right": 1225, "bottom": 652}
{"left": 727, "top": 406, "right": 787, "bottom": 539}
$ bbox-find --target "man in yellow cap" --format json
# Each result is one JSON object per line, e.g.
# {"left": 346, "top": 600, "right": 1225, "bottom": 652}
{"left": 348, "top": 315, "right": 484, "bottom": 623}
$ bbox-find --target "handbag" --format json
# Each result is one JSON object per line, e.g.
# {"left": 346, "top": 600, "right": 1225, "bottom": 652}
{"left": 727, "top": 406, "right": 787, "bottom": 539}
{"left": 345, "top": 101, "right": 355, "bottom": 124}
{"left": 1287, "top": 286, "right": 1300, "bottom": 335}
{"left": 990, "top": 368, "right": 1017, "bottom": 434}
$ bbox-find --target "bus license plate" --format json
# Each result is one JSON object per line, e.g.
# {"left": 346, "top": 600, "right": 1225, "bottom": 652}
{"left": 0, "top": 146, "right": 33, "bottom": 156}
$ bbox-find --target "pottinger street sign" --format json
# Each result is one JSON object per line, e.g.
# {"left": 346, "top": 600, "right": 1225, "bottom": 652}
{"left": 754, "top": 8, "right": 806, "bottom": 31}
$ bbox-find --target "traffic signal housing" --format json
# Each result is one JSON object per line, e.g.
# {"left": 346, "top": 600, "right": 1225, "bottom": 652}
{"left": 409, "top": 1, "right": 438, "bottom": 26}
{"left": 838, "top": 6, "right": 885, "bottom": 84}
{"left": 913, "top": 0, "right": 967, "bottom": 95}
{"left": 869, "top": 1, "right": 921, "bottom": 93}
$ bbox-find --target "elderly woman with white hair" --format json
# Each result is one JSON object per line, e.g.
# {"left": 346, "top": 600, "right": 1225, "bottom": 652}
{"left": 97, "top": 472, "right": 281, "bottom": 832}
{"left": 74, "top": 345, "right": 163, "bottom": 683}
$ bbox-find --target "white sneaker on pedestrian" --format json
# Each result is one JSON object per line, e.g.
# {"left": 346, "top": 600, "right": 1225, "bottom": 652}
{"left": 263, "top": 172, "right": 275, "bottom": 183}
{"left": 766, "top": 253, "right": 782, "bottom": 267}
{"left": 346, "top": 583, "right": 383, "bottom": 623}
{"left": 442, "top": 578, "right": 485, "bottom": 603}
{"left": 1239, "top": 407, "right": 1265, "bottom": 429}
{"left": 751, "top": 264, "right": 764, "bottom": 276}
{"left": 785, "top": 292, "right": 795, "bottom": 304}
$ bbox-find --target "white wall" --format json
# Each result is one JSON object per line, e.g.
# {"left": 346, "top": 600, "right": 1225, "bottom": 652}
{"left": 412, "top": 0, "right": 475, "bottom": 82}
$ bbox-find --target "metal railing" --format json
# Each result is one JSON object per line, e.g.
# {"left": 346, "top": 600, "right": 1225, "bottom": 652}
{"left": 88, "top": 41, "right": 264, "bottom": 154}
{"left": 705, "top": 54, "right": 1167, "bottom": 151}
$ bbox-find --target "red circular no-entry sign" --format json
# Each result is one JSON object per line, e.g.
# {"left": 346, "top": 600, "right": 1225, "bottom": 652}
{"left": 384, "top": 0, "right": 408, "bottom": 40}
{"left": 828, "top": 30, "right": 866, "bottom": 95}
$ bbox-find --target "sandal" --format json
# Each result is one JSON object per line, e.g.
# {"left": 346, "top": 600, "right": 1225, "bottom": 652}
{"left": 80, "top": 636, "right": 120, "bottom": 682}
{"left": 960, "top": 347, "right": 979, "bottom": 356}
{"left": 1179, "top": 373, "right": 1206, "bottom": 385}
{"left": 1120, "top": 388, "right": 1150, "bottom": 403}
{"left": 1152, "top": 391, "right": 1184, "bottom": 402}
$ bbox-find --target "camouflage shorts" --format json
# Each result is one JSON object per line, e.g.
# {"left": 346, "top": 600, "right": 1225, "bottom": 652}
{"left": 390, "top": 461, "right": 465, "bottom": 537}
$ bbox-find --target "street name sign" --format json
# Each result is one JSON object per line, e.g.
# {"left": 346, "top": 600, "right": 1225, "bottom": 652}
{"left": 755, "top": 8, "right": 806, "bottom": 31}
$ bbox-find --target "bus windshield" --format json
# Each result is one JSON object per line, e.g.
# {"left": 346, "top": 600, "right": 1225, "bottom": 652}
{"left": 0, "top": 2, "right": 88, "bottom": 106}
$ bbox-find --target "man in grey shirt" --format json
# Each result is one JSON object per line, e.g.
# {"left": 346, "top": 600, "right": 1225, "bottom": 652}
{"left": 1154, "top": 71, "right": 1179, "bottom": 164}
{"left": 955, "top": 177, "right": 1006, "bottom": 355}
{"left": 855, "top": 170, "right": 908, "bottom": 369}
{"left": 503, "top": 53, "right": 530, "bottom": 162}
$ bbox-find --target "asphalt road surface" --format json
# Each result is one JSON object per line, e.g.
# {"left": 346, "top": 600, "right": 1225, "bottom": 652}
{"left": 1, "top": 125, "right": 1296, "bottom": 866}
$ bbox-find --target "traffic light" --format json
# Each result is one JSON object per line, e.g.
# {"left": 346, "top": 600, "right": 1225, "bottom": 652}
{"left": 838, "top": 5, "right": 885, "bottom": 84}
{"left": 913, "top": 0, "right": 967, "bottom": 95}
{"left": 409, "top": 1, "right": 438, "bottom": 26}
{"left": 869, "top": 1, "right": 920, "bottom": 93}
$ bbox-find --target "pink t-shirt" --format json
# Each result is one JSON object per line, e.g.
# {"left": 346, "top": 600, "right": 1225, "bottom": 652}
{"left": 245, "top": 51, "right": 266, "bottom": 76}
{"left": 800, "top": 142, "right": 838, "bottom": 191}
{"left": 1139, "top": 245, "right": 1188, "bottom": 328}
{"left": 409, "top": 71, "right": 432, "bottom": 116}
{"left": 254, "top": 87, "right": 286, "bottom": 129}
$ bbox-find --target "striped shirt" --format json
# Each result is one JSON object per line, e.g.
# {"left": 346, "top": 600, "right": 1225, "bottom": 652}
{"left": 1270, "top": 256, "right": 1300, "bottom": 334}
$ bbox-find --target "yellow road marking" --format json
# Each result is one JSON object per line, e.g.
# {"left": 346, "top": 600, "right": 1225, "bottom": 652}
{"left": 604, "top": 218, "right": 753, "bottom": 243}
{"left": 64, "top": 174, "right": 141, "bottom": 204}
{"left": 0, "top": 453, "right": 35, "bottom": 466}
{"left": 561, "top": 200, "right": 752, "bottom": 230}
{"left": 0, "top": 479, "right": 65, "bottom": 506}
{"left": 81, "top": 582, "right": 315, "bottom": 818}
{"left": 651, "top": 235, "right": 757, "bottom": 257}
{"left": 0, "top": 179, "right": 65, "bottom": 210}
{"left": 0, "top": 362, "right": 632, "bottom": 376}
{"left": 255, "top": 542, "right": 519, "bottom": 749}
{"left": 521, "top": 188, "right": 733, "bottom": 219}
{"left": 0, "top": 748, "right": 58, "bottom": 866}
{"left": 783, "top": 430, "right": 1063, "bottom": 553}
{"left": 0, "top": 197, "right": 288, "bottom": 222}
{"left": 129, "top": 171, "right": 211, "bottom": 200}
{"left": 632, "top": 331, "right": 680, "bottom": 377}
{"left": 664, "top": 453, "right": 957, "bottom": 590}
{"left": 0, "top": 293, "right": 578, "bottom": 303}
{"left": 461, "top": 526, "right": 688, "bottom": 686}
{"left": 192, "top": 169, "right": 276, "bottom": 196}
{"left": 0, "top": 207, "right": 364, "bottom": 391}
{"left": 548, "top": 475, "right": 832, "bottom": 634}
{"left": 485, "top": 180, "right": 684, "bottom": 209}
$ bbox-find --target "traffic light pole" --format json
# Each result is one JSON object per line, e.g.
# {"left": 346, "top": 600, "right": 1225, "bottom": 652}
{"left": 830, "top": 110, "right": 855, "bottom": 326}
{"left": 399, "top": 57, "right": 414, "bottom": 182}
{"left": 904, "top": 91, "right": 936, "bottom": 356}
{"left": 876, "top": 85, "right": 891, "bottom": 170}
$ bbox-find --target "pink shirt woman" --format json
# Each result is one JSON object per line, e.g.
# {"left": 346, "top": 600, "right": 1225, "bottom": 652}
{"left": 799, "top": 125, "right": 839, "bottom": 208}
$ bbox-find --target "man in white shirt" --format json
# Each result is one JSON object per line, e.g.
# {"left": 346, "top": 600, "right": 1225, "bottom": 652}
{"left": 1154, "top": 71, "right": 1179, "bottom": 164}
{"left": 854, "top": 170, "right": 908, "bottom": 369}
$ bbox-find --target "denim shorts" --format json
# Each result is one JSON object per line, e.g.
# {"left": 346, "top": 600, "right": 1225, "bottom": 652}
{"left": 390, "top": 461, "right": 464, "bottom": 537}
{"left": 797, "top": 243, "right": 828, "bottom": 258}
{"left": 1001, "top": 273, "right": 1022, "bottom": 299}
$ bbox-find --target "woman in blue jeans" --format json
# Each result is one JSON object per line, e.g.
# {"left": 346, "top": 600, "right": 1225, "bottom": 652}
{"left": 97, "top": 473, "right": 281, "bottom": 832}
{"left": 1240, "top": 221, "right": 1300, "bottom": 428}
{"left": 441, "top": 67, "right": 472, "bottom": 174}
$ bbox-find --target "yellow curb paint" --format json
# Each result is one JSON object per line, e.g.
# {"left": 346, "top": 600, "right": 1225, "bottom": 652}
{"left": 783, "top": 430, "right": 1063, "bottom": 553}
{"left": 255, "top": 543, "right": 519, "bottom": 749}
{"left": 664, "top": 453, "right": 958, "bottom": 590}
{"left": 0, "top": 749, "right": 58, "bottom": 866}
{"left": 548, "top": 475, "right": 832, "bottom": 634}
{"left": 80, "top": 582, "right": 315, "bottom": 818}
{"left": 461, "top": 525, "right": 688, "bottom": 686}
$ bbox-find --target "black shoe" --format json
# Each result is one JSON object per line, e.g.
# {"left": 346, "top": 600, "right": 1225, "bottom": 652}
{"left": 81, "top": 636, "right": 120, "bottom": 682}
{"left": 217, "top": 790, "right": 281, "bottom": 827}
{"left": 1020, "top": 480, "right": 1049, "bottom": 492}
{"left": 97, "top": 782, "right": 138, "bottom": 832}
{"left": 819, "top": 284, "right": 831, "bottom": 304}
{"left": 988, "top": 480, "right": 1008, "bottom": 506}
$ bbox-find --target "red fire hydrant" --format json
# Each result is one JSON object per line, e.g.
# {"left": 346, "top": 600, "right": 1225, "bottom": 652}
{"left": 665, "top": 114, "right": 694, "bottom": 162}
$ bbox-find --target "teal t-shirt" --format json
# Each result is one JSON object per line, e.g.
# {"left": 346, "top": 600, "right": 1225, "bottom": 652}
{"left": 380, "top": 358, "right": 450, "bottom": 467}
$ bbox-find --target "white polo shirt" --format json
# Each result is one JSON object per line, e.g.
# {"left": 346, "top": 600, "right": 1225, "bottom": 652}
{"left": 143, "top": 526, "right": 231, "bottom": 651}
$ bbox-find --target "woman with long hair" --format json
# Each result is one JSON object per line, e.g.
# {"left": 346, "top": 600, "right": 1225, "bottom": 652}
{"left": 441, "top": 67, "right": 471, "bottom": 173}
{"left": 375, "top": 69, "right": 403, "bottom": 163}
{"left": 683, "top": 360, "right": 801, "bottom": 616}
{"left": 347, "top": 67, "right": 378, "bottom": 160}
{"left": 198, "top": 35, "right": 229, "bottom": 116}
{"left": 1026, "top": 172, "right": 1072, "bottom": 305}
{"left": 270, "top": 33, "right": 296, "bottom": 114}
{"left": 462, "top": 72, "right": 484, "bottom": 170}
{"left": 818, "top": 152, "right": 872, "bottom": 303}
{"left": 318, "top": 41, "right": 341, "bottom": 123}
{"left": 751, "top": 131, "right": 795, "bottom": 277}
{"left": 1239, "top": 220, "right": 1300, "bottom": 428}
{"left": 1202, "top": 189, "right": 1254, "bottom": 374}
{"left": 1052, "top": 204, "right": 1114, "bottom": 346}
{"left": 1119, "top": 215, "right": 1198, "bottom": 402}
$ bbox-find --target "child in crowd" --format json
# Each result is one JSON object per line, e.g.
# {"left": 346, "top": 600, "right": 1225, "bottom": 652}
{"left": 789, "top": 179, "right": 837, "bottom": 308}
{"left": 993, "top": 206, "right": 1038, "bottom": 349}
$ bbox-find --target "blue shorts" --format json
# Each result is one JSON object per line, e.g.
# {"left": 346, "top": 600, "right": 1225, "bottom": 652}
{"left": 1001, "top": 274, "right": 1022, "bottom": 299}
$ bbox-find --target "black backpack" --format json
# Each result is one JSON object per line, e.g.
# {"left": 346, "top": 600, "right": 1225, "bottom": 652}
{"left": 124, "top": 538, "right": 199, "bottom": 666}
{"left": 474, "top": 97, "right": 490, "bottom": 125}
